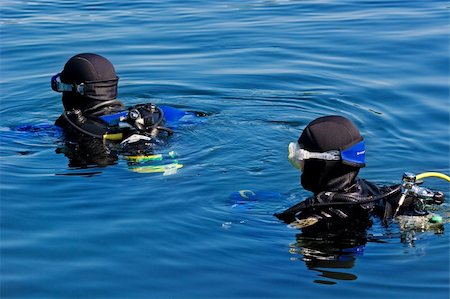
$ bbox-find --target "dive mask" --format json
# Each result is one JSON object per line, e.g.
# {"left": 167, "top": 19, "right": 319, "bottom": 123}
{"left": 51, "top": 73, "right": 84, "bottom": 93}
{"left": 51, "top": 72, "right": 119, "bottom": 101}
{"left": 288, "top": 140, "right": 365, "bottom": 170}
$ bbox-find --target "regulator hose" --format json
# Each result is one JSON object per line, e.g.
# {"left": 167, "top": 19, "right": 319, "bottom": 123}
{"left": 393, "top": 171, "right": 449, "bottom": 217}
{"left": 416, "top": 172, "right": 450, "bottom": 182}
{"left": 299, "top": 172, "right": 450, "bottom": 211}
{"left": 301, "top": 185, "right": 402, "bottom": 210}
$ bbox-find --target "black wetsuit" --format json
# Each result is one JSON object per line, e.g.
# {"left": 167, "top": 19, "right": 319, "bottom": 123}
{"left": 55, "top": 110, "right": 120, "bottom": 167}
{"left": 275, "top": 178, "right": 422, "bottom": 227}
{"left": 54, "top": 103, "right": 171, "bottom": 167}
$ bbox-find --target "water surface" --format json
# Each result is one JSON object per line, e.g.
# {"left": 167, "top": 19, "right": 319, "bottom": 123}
{"left": 1, "top": 1, "right": 449, "bottom": 298}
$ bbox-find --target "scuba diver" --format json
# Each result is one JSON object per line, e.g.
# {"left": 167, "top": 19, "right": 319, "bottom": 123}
{"left": 52, "top": 53, "right": 197, "bottom": 170}
{"left": 275, "top": 115, "right": 446, "bottom": 229}
{"left": 229, "top": 115, "right": 448, "bottom": 284}
{"left": 271, "top": 115, "right": 449, "bottom": 283}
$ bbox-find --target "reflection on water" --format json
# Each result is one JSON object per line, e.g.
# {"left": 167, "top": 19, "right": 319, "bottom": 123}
{"left": 396, "top": 214, "right": 446, "bottom": 245}
{"left": 286, "top": 211, "right": 446, "bottom": 285}
{"left": 288, "top": 219, "right": 370, "bottom": 284}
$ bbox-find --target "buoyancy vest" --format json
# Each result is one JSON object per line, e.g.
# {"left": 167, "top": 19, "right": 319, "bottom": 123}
{"left": 275, "top": 179, "right": 403, "bottom": 225}
{"left": 55, "top": 103, "right": 176, "bottom": 142}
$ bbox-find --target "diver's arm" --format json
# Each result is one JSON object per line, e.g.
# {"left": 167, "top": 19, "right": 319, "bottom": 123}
{"left": 275, "top": 199, "right": 312, "bottom": 224}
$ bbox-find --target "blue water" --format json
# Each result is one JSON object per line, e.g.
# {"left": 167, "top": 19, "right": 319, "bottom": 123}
{"left": 1, "top": 1, "right": 449, "bottom": 298}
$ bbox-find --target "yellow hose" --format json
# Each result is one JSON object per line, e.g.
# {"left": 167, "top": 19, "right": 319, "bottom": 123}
{"left": 416, "top": 172, "right": 450, "bottom": 182}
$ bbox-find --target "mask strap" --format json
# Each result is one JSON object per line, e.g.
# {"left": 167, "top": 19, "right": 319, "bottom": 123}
{"left": 299, "top": 148, "right": 341, "bottom": 161}
{"left": 340, "top": 140, "right": 365, "bottom": 166}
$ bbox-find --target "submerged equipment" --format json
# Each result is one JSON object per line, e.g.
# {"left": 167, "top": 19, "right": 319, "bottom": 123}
{"left": 125, "top": 150, "right": 183, "bottom": 175}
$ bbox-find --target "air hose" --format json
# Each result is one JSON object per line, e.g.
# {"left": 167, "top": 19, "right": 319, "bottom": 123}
{"left": 297, "top": 172, "right": 449, "bottom": 212}
{"left": 309, "top": 185, "right": 401, "bottom": 208}
{"left": 286, "top": 185, "right": 402, "bottom": 219}
{"left": 416, "top": 172, "right": 450, "bottom": 182}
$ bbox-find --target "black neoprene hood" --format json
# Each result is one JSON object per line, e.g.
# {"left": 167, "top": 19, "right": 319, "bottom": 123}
{"left": 298, "top": 115, "right": 364, "bottom": 153}
{"left": 59, "top": 53, "right": 119, "bottom": 112}
{"left": 60, "top": 53, "right": 118, "bottom": 84}
{"left": 298, "top": 115, "right": 364, "bottom": 194}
